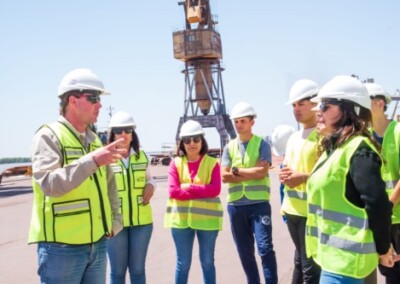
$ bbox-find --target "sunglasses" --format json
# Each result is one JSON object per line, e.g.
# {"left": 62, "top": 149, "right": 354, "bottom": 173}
{"left": 112, "top": 127, "right": 133, "bottom": 135}
{"left": 73, "top": 91, "right": 101, "bottom": 104}
{"left": 182, "top": 135, "right": 202, "bottom": 145}
{"left": 82, "top": 92, "right": 101, "bottom": 104}
{"left": 84, "top": 94, "right": 101, "bottom": 104}
{"left": 319, "top": 100, "right": 342, "bottom": 112}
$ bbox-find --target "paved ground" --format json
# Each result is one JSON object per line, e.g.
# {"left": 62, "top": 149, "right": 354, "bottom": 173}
{"left": 0, "top": 165, "right": 385, "bottom": 283}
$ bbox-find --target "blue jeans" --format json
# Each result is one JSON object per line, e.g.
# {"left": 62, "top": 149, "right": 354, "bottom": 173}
{"left": 228, "top": 202, "right": 278, "bottom": 284}
{"left": 107, "top": 224, "right": 153, "bottom": 284}
{"left": 320, "top": 270, "right": 364, "bottom": 284}
{"left": 37, "top": 237, "right": 107, "bottom": 284}
{"left": 171, "top": 228, "right": 219, "bottom": 284}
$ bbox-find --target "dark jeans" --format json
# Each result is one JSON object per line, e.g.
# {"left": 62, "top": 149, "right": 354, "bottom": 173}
{"left": 285, "top": 213, "right": 321, "bottom": 284}
{"left": 228, "top": 202, "right": 278, "bottom": 284}
{"left": 378, "top": 223, "right": 400, "bottom": 284}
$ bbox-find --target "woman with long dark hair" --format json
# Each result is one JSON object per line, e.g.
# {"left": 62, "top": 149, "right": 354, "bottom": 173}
{"left": 306, "top": 75, "right": 394, "bottom": 283}
{"left": 107, "top": 111, "right": 155, "bottom": 284}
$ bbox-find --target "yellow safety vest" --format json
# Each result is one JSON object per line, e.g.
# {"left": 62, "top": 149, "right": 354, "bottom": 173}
{"left": 227, "top": 135, "right": 270, "bottom": 202}
{"left": 165, "top": 155, "right": 223, "bottom": 230}
{"left": 111, "top": 150, "right": 152, "bottom": 227}
{"left": 29, "top": 121, "right": 112, "bottom": 245}
{"left": 281, "top": 129, "right": 318, "bottom": 217}
{"left": 378, "top": 120, "right": 400, "bottom": 224}
{"left": 306, "top": 136, "right": 379, "bottom": 279}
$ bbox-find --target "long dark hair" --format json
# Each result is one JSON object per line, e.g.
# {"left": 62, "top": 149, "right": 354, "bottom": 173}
{"left": 318, "top": 100, "right": 380, "bottom": 155}
{"left": 108, "top": 127, "right": 141, "bottom": 158}
{"left": 176, "top": 135, "right": 209, "bottom": 157}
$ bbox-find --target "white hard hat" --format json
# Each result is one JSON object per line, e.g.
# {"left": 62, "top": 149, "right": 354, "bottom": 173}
{"left": 57, "top": 68, "right": 110, "bottom": 97}
{"left": 179, "top": 120, "right": 205, "bottom": 138}
{"left": 364, "top": 82, "right": 392, "bottom": 104}
{"left": 311, "top": 75, "right": 371, "bottom": 110}
{"left": 271, "top": 124, "right": 295, "bottom": 156}
{"left": 286, "top": 79, "right": 319, "bottom": 105}
{"left": 230, "top": 102, "right": 257, "bottom": 120}
{"left": 109, "top": 111, "right": 136, "bottom": 129}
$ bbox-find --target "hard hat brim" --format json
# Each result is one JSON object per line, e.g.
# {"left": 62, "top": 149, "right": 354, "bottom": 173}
{"left": 272, "top": 146, "right": 285, "bottom": 157}
{"left": 286, "top": 92, "right": 318, "bottom": 105}
{"left": 311, "top": 103, "right": 320, "bottom": 111}
{"left": 179, "top": 131, "right": 205, "bottom": 138}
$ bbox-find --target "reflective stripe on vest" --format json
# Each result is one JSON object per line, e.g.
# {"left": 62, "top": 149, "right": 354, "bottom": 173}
{"left": 166, "top": 197, "right": 223, "bottom": 217}
{"left": 228, "top": 184, "right": 270, "bottom": 195}
{"left": 285, "top": 190, "right": 307, "bottom": 201}
{"left": 53, "top": 200, "right": 90, "bottom": 214}
{"left": 308, "top": 226, "right": 376, "bottom": 254}
{"left": 378, "top": 120, "right": 400, "bottom": 224}
{"left": 306, "top": 136, "right": 378, "bottom": 279}
{"left": 281, "top": 129, "right": 318, "bottom": 217}
{"left": 112, "top": 150, "right": 153, "bottom": 227}
{"left": 164, "top": 155, "right": 223, "bottom": 230}
{"left": 227, "top": 135, "right": 270, "bottom": 202}
{"left": 308, "top": 204, "right": 369, "bottom": 230}
{"left": 386, "top": 180, "right": 399, "bottom": 189}
{"left": 28, "top": 122, "right": 112, "bottom": 245}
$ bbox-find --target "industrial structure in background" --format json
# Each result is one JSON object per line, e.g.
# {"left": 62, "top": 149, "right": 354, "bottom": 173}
{"left": 389, "top": 88, "right": 400, "bottom": 121}
{"left": 173, "top": 0, "right": 236, "bottom": 149}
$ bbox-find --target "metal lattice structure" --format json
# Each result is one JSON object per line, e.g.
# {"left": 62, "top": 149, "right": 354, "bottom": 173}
{"left": 173, "top": 0, "right": 236, "bottom": 148}
{"left": 390, "top": 89, "right": 400, "bottom": 121}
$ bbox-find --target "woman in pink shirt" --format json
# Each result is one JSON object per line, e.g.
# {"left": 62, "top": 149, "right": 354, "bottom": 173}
{"left": 165, "top": 120, "right": 222, "bottom": 284}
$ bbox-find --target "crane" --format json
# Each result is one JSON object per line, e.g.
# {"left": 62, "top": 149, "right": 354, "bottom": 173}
{"left": 173, "top": 0, "right": 236, "bottom": 150}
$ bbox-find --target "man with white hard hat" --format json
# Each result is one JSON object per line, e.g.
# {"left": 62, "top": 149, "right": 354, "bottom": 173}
{"left": 368, "top": 82, "right": 400, "bottom": 283}
{"left": 278, "top": 79, "right": 321, "bottom": 284}
{"left": 221, "top": 102, "right": 278, "bottom": 284}
{"left": 29, "top": 68, "right": 125, "bottom": 283}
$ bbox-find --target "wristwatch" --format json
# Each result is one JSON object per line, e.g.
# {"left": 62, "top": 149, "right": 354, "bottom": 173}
{"left": 232, "top": 166, "right": 239, "bottom": 176}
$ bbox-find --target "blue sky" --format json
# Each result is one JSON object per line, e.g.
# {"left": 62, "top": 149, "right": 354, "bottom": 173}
{"left": 1, "top": 0, "right": 400, "bottom": 158}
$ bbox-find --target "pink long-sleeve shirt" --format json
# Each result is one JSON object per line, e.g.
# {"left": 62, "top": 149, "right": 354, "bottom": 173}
{"left": 168, "top": 155, "right": 221, "bottom": 200}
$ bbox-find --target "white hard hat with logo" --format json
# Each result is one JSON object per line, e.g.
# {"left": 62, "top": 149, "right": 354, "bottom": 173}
{"left": 57, "top": 68, "right": 110, "bottom": 97}
{"left": 179, "top": 120, "right": 205, "bottom": 138}
{"left": 286, "top": 79, "right": 319, "bottom": 105}
{"left": 271, "top": 124, "right": 296, "bottom": 156}
{"left": 311, "top": 75, "right": 371, "bottom": 110}
{"left": 364, "top": 82, "right": 392, "bottom": 104}
{"left": 230, "top": 102, "right": 257, "bottom": 120}
{"left": 109, "top": 111, "right": 136, "bottom": 129}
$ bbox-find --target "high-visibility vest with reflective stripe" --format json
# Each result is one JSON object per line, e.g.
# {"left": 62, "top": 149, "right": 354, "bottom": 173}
{"left": 379, "top": 120, "right": 400, "bottom": 224}
{"left": 111, "top": 150, "right": 152, "bottom": 227}
{"left": 281, "top": 129, "right": 318, "bottom": 217}
{"left": 164, "top": 155, "right": 223, "bottom": 230}
{"left": 29, "top": 122, "right": 112, "bottom": 245}
{"left": 227, "top": 135, "right": 270, "bottom": 202}
{"left": 306, "top": 136, "right": 378, "bottom": 279}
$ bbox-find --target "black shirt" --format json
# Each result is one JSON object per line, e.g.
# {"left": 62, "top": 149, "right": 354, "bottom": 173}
{"left": 327, "top": 139, "right": 392, "bottom": 254}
